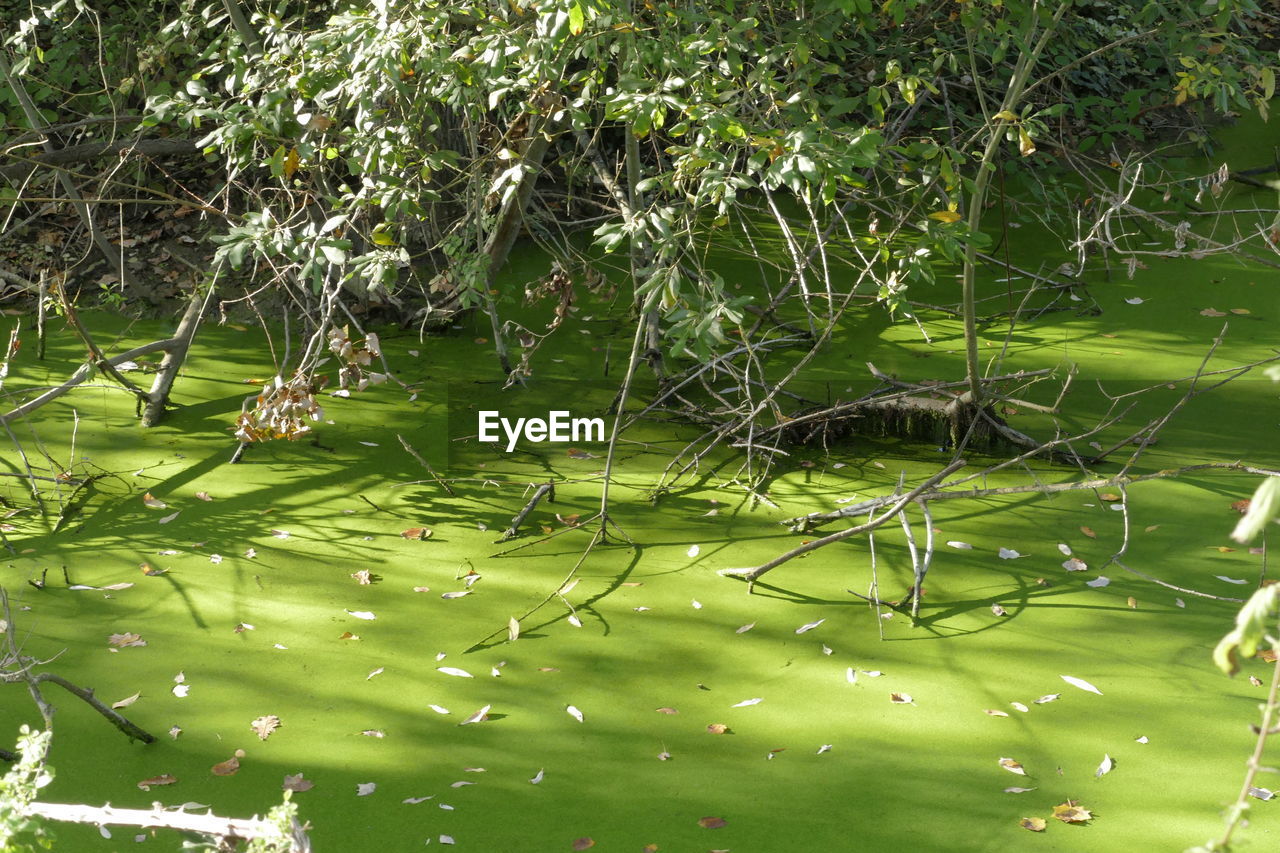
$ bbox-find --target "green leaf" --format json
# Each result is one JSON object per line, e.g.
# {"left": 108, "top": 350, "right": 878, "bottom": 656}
{"left": 1232, "top": 477, "right": 1280, "bottom": 544}
{"left": 568, "top": 1, "right": 585, "bottom": 36}
{"left": 319, "top": 243, "right": 347, "bottom": 265}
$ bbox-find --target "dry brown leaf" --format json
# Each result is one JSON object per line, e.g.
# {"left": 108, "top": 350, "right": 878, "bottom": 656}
{"left": 283, "top": 773, "right": 314, "bottom": 792}
{"left": 991, "top": 604, "right": 1008, "bottom": 617}
{"left": 1020, "top": 817, "right": 1047, "bottom": 832}
{"left": 890, "top": 692, "right": 914, "bottom": 704}
{"left": 572, "top": 838, "right": 595, "bottom": 850}
{"left": 1232, "top": 499, "right": 1253, "bottom": 514}
{"left": 211, "top": 757, "right": 241, "bottom": 776}
{"left": 1200, "top": 307, "right": 1227, "bottom": 317}
{"left": 1053, "top": 801, "right": 1093, "bottom": 823}
{"left": 401, "top": 527, "right": 432, "bottom": 540}
{"left": 1261, "top": 650, "right": 1279, "bottom": 663}
{"left": 1099, "top": 493, "right": 1122, "bottom": 502}
{"left": 338, "top": 631, "right": 360, "bottom": 640}
{"left": 1081, "top": 526, "right": 1097, "bottom": 539}
{"left": 111, "top": 692, "right": 140, "bottom": 709}
{"left": 195, "top": 492, "right": 213, "bottom": 501}
{"left": 557, "top": 513, "right": 582, "bottom": 527}
{"left": 706, "top": 723, "right": 730, "bottom": 734}
{"left": 137, "top": 774, "right": 176, "bottom": 790}
{"left": 1250, "top": 675, "right": 1263, "bottom": 687}
{"left": 142, "top": 493, "right": 167, "bottom": 509}
{"left": 251, "top": 715, "right": 281, "bottom": 741}
{"left": 351, "top": 570, "right": 373, "bottom": 584}
{"left": 698, "top": 817, "right": 728, "bottom": 829}
{"left": 998, "top": 757, "right": 1027, "bottom": 775}
{"left": 984, "top": 709, "right": 1010, "bottom": 717}
{"left": 1230, "top": 308, "right": 1251, "bottom": 315}
{"left": 656, "top": 707, "right": 679, "bottom": 715}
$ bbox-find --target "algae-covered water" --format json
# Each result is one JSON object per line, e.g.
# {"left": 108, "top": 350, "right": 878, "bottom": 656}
{"left": 2, "top": 128, "right": 1279, "bottom": 852}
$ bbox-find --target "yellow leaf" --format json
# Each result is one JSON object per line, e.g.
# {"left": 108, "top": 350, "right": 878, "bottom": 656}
{"left": 1052, "top": 800, "right": 1093, "bottom": 823}
{"left": 370, "top": 224, "right": 397, "bottom": 246}
{"left": 928, "top": 210, "right": 962, "bottom": 224}
{"left": 283, "top": 147, "right": 301, "bottom": 179}
{"left": 1020, "top": 817, "right": 1046, "bottom": 832}
{"left": 1018, "top": 127, "right": 1036, "bottom": 157}
{"left": 993, "top": 110, "right": 1019, "bottom": 121}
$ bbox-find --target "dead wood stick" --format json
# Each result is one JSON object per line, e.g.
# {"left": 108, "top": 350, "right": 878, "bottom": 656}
{"left": 396, "top": 434, "right": 456, "bottom": 496}
{"left": 30, "top": 673, "right": 155, "bottom": 743}
{"left": 57, "top": 288, "right": 147, "bottom": 403}
{"left": 719, "top": 459, "right": 967, "bottom": 584}
{"left": 0, "top": 338, "right": 178, "bottom": 427}
{"left": 24, "top": 801, "right": 310, "bottom": 852}
{"left": 141, "top": 287, "right": 211, "bottom": 427}
{"left": 497, "top": 482, "right": 556, "bottom": 542}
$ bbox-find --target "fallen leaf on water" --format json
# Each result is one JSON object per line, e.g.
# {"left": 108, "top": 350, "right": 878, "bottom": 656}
{"left": 1125, "top": 297, "right": 1144, "bottom": 304}
{"left": 1086, "top": 576, "right": 1111, "bottom": 588}
{"left": 1215, "top": 546, "right": 1237, "bottom": 554}
{"left": 283, "top": 774, "right": 314, "bottom": 792}
{"left": 572, "top": 838, "right": 595, "bottom": 850}
{"left": 1081, "top": 526, "right": 1097, "bottom": 539}
{"left": 209, "top": 554, "right": 223, "bottom": 564}
{"left": 1145, "top": 525, "right": 1160, "bottom": 533}
{"left": 1053, "top": 801, "right": 1093, "bottom": 823}
{"left": 707, "top": 723, "right": 730, "bottom": 735}
{"left": 169, "top": 725, "right": 182, "bottom": 739}
{"left": 112, "top": 692, "right": 140, "bottom": 709}
{"left": 530, "top": 769, "right": 545, "bottom": 784}
{"left": 1063, "top": 558, "right": 1089, "bottom": 572}
{"left": 817, "top": 744, "right": 833, "bottom": 754}
{"left": 1061, "top": 675, "right": 1103, "bottom": 695}
{"left": 687, "top": 544, "right": 701, "bottom": 558}
{"left": 1100, "top": 493, "right": 1122, "bottom": 502}
{"left": 1020, "top": 817, "right": 1046, "bottom": 832}
{"left": 1250, "top": 675, "right": 1263, "bottom": 687}
{"left": 567, "top": 448, "right": 597, "bottom": 459}
{"left": 270, "top": 529, "right": 290, "bottom": 539}
{"left": 1261, "top": 650, "right": 1279, "bottom": 663}
{"left": 1231, "top": 308, "right": 1252, "bottom": 315}
{"left": 172, "top": 684, "right": 189, "bottom": 698}
{"left": 1096, "top": 754, "right": 1114, "bottom": 778}
{"left": 1248, "top": 787, "right": 1275, "bottom": 800}
{"left": 211, "top": 757, "right": 240, "bottom": 776}
{"left": 137, "top": 774, "right": 177, "bottom": 790}
{"left": 403, "top": 796, "right": 433, "bottom": 804}
{"left": 460, "top": 705, "right": 491, "bottom": 725}
{"left": 1011, "top": 702, "right": 1029, "bottom": 713}
{"left": 657, "top": 751, "right": 672, "bottom": 760}
{"left": 438, "top": 666, "right": 473, "bottom": 678}
{"left": 890, "top": 693, "right": 914, "bottom": 705}
{"left": 946, "top": 540, "right": 973, "bottom": 550}
{"left": 731, "top": 698, "right": 763, "bottom": 708}
{"left": 656, "top": 707, "right": 678, "bottom": 715}
{"left": 143, "top": 493, "right": 167, "bottom": 509}
{"left": 1136, "top": 735, "right": 1149, "bottom": 744}
{"left": 698, "top": 817, "right": 727, "bottom": 829}
{"left": 442, "top": 591, "right": 471, "bottom": 599}
{"left": 158, "top": 511, "right": 180, "bottom": 524}
{"left": 1232, "top": 499, "right": 1252, "bottom": 514}
{"left": 1058, "top": 543, "right": 1072, "bottom": 556}
{"left": 252, "top": 715, "right": 281, "bottom": 740}
{"left": 736, "top": 622, "right": 756, "bottom": 634}
{"left": 795, "top": 619, "right": 825, "bottom": 634}
{"left": 108, "top": 632, "right": 146, "bottom": 648}
{"left": 998, "top": 547, "right": 1021, "bottom": 559}
{"left": 400, "top": 527, "right": 432, "bottom": 540}
{"left": 1127, "top": 596, "right": 1137, "bottom": 609}
{"left": 361, "top": 729, "right": 385, "bottom": 738}
{"left": 356, "top": 782, "right": 376, "bottom": 796}
{"left": 557, "top": 514, "right": 582, "bottom": 527}
{"left": 428, "top": 704, "right": 450, "bottom": 715}
{"left": 991, "top": 604, "right": 1008, "bottom": 617}
{"left": 821, "top": 644, "right": 833, "bottom": 655}
{"left": 1034, "top": 694, "right": 1060, "bottom": 705}
{"left": 566, "top": 705, "right": 584, "bottom": 722}
{"left": 1200, "top": 307, "right": 1227, "bottom": 317}
{"left": 346, "top": 609, "right": 376, "bottom": 620}
{"left": 984, "top": 709, "right": 1009, "bottom": 717}
{"left": 1004, "top": 787, "right": 1036, "bottom": 794}
{"left": 338, "top": 632, "right": 360, "bottom": 640}
{"left": 999, "top": 757, "right": 1027, "bottom": 775}
{"left": 1216, "top": 576, "right": 1248, "bottom": 584}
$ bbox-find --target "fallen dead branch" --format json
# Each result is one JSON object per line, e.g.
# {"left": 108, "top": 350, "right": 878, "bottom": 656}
{"left": 23, "top": 801, "right": 311, "bottom": 852}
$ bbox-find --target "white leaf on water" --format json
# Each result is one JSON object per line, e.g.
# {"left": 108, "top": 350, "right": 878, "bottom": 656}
{"left": 687, "top": 544, "right": 701, "bottom": 558}
{"left": 358, "top": 441, "right": 379, "bottom": 447}
{"left": 439, "top": 835, "right": 455, "bottom": 845}
{"left": 821, "top": 645, "right": 833, "bottom": 656}
{"left": 998, "top": 547, "right": 1021, "bottom": 559}
{"left": 1125, "top": 297, "right": 1144, "bottom": 304}
{"left": 403, "top": 796, "right": 433, "bottom": 804}
{"left": 1063, "top": 558, "right": 1089, "bottom": 572}
{"left": 1135, "top": 735, "right": 1149, "bottom": 744}
{"left": 1004, "top": 787, "right": 1037, "bottom": 794}
{"left": 346, "top": 610, "right": 376, "bottom": 620}
{"left": 634, "top": 606, "right": 650, "bottom": 612}
{"left": 566, "top": 705, "right": 584, "bottom": 723}
{"left": 1061, "top": 675, "right": 1103, "bottom": 695}
{"left": 172, "top": 684, "right": 189, "bottom": 698}
{"left": 795, "top": 618, "right": 825, "bottom": 634}
{"left": 459, "top": 704, "right": 490, "bottom": 725}
{"left": 731, "top": 698, "right": 763, "bottom": 708}
{"left": 1011, "top": 702, "right": 1029, "bottom": 713}
{"left": 428, "top": 705, "right": 450, "bottom": 715}
{"left": 270, "top": 529, "right": 290, "bottom": 539}
{"left": 449, "top": 781, "right": 475, "bottom": 788}
{"left": 435, "top": 653, "right": 447, "bottom": 661}
{"left": 817, "top": 744, "right": 833, "bottom": 754}
{"left": 947, "top": 541, "right": 973, "bottom": 550}
{"left": 437, "top": 667, "right": 473, "bottom": 678}
{"left": 1096, "top": 754, "right": 1114, "bottom": 778}
{"left": 530, "top": 769, "right": 544, "bottom": 785}
{"left": 490, "top": 667, "right": 501, "bottom": 677}
{"left": 1034, "top": 694, "right": 1060, "bottom": 705}
{"left": 735, "top": 622, "right": 756, "bottom": 634}
{"left": 158, "top": 512, "right": 180, "bottom": 524}
{"left": 1216, "top": 576, "right": 1248, "bottom": 584}
{"left": 846, "top": 667, "right": 857, "bottom": 684}
{"left": 1086, "top": 576, "right": 1111, "bottom": 588}
{"left": 691, "top": 600, "right": 702, "bottom": 610}
{"left": 356, "top": 782, "right": 377, "bottom": 796}
{"left": 209, "top": 554, "right": 223, "bottom": 564}
{"left": 441, "top": 591, "right": 472, "bottom": 599}
{"left": 863, "top": 670, "right": 884, "bottom": 677}
{"left": 1249, "top": 787, "right": 1275, "bottom": 801}
{"left": 998, "top": 757, "right": 1026, "bottom": 776}
{"left": 1175, "top": 598, "right": 1186, "bottom": 608}
{"left": 567, "top": 613, "right": 583, "bottom": 627}
{"left": 1058, "top": 543, "right": 1072, "bottom": 556}
{"left": 367, "top": 667, "right": 384, "bottom": 680}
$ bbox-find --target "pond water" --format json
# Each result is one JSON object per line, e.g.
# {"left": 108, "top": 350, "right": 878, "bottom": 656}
{"left": 2, "top": 118, "right": 1278, "bottom": 851}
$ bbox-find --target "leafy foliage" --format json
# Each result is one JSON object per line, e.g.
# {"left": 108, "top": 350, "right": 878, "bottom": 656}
{"left": 0, "top": 728, "right": 54, "bottom": 853}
